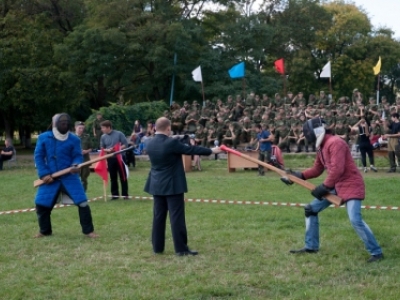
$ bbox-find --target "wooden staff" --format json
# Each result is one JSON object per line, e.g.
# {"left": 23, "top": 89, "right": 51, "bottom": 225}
{"left": 33, "top": 146, "right": 135, "bottom": 188}
{"left": 220, "top": 145, "right": 342, "bottom": 206}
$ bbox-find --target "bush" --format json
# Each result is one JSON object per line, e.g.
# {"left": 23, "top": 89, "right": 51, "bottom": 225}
{"left": 85, "top": 101, "right": 169, "bottom": 136}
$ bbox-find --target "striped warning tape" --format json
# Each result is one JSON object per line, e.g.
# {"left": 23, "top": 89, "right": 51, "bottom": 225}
{"left": 0, "top": 195, "right": 398, "bottom": 216}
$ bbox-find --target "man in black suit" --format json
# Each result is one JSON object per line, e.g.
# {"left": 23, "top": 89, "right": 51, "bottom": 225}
{"left": 144, "top": 117, "right": 221, "bottom": 256}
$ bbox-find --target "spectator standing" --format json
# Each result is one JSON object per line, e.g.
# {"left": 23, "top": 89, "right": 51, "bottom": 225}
{"left": 382, "top": 113, "right": 400, "bottom": 173}
{"left": 255, "top": 124, "right": 274, "bottom": 176}
{"left": 100, "top": 120, "right": 129, "bottom": 199}
{"left": 74, "top": 121, "right": 93, "bottom": 191}
{"left": 144, "top": 117, "right": 221, "bottom": 256}
{"left": 351, "top": 118, "right": 377, "bottom": 173}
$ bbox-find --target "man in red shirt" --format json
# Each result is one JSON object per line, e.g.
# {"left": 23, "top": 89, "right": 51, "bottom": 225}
{"left": 285, "top": 117, "right": 383, "bottom": 263}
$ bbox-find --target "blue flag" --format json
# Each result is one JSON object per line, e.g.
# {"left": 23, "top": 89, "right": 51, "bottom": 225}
{"left": 228, "top": 62, "right": 245, "bottom": 79}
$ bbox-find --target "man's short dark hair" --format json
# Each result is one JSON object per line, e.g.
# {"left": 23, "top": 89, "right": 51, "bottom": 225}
{"left": 391, "top": 113, "right": 399, "bottom": 119}
{"left": 100, "top": 120, "right": 112, "bottom": 128}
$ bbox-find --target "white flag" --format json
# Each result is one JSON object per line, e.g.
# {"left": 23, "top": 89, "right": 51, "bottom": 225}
{"left": 191, "top": 66, "right": 202, "bottom": 82}
{"left": 320, "top": 61, "right": 331, "bottom": 78}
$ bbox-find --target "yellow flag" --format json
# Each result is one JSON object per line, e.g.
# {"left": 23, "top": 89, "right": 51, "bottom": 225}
{"left": 373, "top": 56, "right": 381, "bottom": 75}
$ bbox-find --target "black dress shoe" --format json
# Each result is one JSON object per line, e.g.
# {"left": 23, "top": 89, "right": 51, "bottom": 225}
{"left": 176, "top": 249, "right": 198, "bottom": 256}
{"left": 289, "top": 247, "right": 318, "bottom": 254}
{"left": 387, "top": 169, "right": 396, "bottom": 173}
{"left": 367, "top": 253, "right": 384, "bottom": 263}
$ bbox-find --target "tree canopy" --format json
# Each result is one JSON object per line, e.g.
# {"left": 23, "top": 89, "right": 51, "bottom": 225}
{"left": 1, "top": 0, "right": 399, "bottom": 143}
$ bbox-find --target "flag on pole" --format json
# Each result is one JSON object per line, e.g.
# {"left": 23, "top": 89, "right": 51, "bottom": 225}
{"left": 274, "top": 58, "right": 285, "bottom": 75}
{"left": 114, "top": 143, "right": 128, "bottom": 181}
{"left": 228, "top": 62, "right": 245, "bottom": 79}
{"left": 94, "top": 149, "right": 108, "bottom": 184}
{"left": 192, "top": 66, "right": 203, "bottom": 82}
{"left": 320, "top": 61, "right": 331, "bottom": 78}
{"left": 373, "top": 56, "right": 381, "bottom": 75}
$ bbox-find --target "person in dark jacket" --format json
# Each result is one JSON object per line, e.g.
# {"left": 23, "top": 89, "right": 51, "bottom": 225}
{"left": 144, "top": 117, "right": 221, "bottom": 256}
{"left": 284, "top": 117, "right": 383, "bottom": 262}
{"left": 34, "top": 113, "right": 97, "bottom": 238}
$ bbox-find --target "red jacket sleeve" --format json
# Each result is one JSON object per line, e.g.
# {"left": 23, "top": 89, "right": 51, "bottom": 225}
{"left": 302, "top": 153, "right": 325, "bottom": 180}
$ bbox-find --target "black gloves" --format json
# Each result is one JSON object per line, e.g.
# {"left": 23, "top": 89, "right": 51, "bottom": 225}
{"left": 311, "top": 184, "right": 332, "bottom": 200}
{"left": 280, "top": 169, "right": 304, "bottom": 186}
{"left": 290, "top": 170, "right": 304, "bottom": 180}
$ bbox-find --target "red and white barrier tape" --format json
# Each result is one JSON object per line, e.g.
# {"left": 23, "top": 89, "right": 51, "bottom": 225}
{"left": 0, "top": 195, "right": 398, "bottom": 216}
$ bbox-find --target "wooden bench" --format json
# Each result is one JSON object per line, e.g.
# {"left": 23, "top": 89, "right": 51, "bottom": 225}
{"left": 373, "top": 149, "right": 388, "bottom": 159}
{"left": 227, "top": 150, "right": 267, "bottom": 172}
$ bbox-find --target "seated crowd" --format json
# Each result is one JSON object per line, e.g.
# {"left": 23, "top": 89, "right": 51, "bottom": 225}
{"left": 132, "top": 89, "right": 397, "bottom": 154}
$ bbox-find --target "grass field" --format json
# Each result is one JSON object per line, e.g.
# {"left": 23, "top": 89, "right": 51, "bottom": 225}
{"left": 0, "top": 156, "right": 399, "bottom": 300}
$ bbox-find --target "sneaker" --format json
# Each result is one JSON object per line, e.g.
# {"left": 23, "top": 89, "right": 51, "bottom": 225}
{"left": 364, "top": 167, "right": 368, "bottom": 173}
{"left": 289, "top": 247, "right": 318, "bottom": 254}
{"left": 387, "top": 169, "right": 396, "bottom": 173}
{"left": 370, "top": 165, "right": 378, "bottom": 172}
{"left": 367, "top": 253, "right": 383, "bottom": 263}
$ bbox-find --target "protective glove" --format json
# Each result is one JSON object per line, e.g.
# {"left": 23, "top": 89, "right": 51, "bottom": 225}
{"left": 280, "top": 169, "right": 304, "bottom": 186}
{"left": 41, "top": 175, "right": 54, "bottom": 184}
{"left": 311, "top": 184, "right": 332, "bottom": 200}
{"left": 70, "top": 164, "right": 80, "bottom": 174}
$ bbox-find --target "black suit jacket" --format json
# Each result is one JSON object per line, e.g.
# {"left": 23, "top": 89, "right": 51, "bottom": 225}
{"left": 144, "top": 134, "right": 212, "bottom": 195}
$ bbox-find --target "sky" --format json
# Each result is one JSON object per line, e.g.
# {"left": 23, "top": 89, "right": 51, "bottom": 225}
{"left": 352, "top": 0, "right": 400, "bottom": 38}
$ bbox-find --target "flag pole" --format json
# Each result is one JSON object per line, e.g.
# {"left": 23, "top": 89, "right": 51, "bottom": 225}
{"left": 201, "top": 80, "right": 206, "bottom": 107}
{"left": 283, "top": 74, "right": 286, "bottom": 96}
{"left": 242, "top": 77, "right": 246, "bottom": 100}
{"left": 329, "top": 77, "right": 333, "bottom": 100}
{"left": 376, "top": 74, "right": 380, "bottom": 105}
{"left": 103, "top": 180, "right": 107, "bottom": 202}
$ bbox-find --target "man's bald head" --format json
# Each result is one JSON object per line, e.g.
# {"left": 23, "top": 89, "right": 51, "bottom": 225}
{"left": 155, "top": 117, "right": 171, "bottom": 133}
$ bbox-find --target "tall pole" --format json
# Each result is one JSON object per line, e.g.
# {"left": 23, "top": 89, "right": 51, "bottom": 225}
{"left": 201, "top": 80, "right": 206, "bottom": 107}
{"left": 376, "top": 74, "right": 380, "bottom": 105}
{"left": 242, "top": 77, "right": 246, "bottom": 100}
{"left": 283, "top": 74, "right": 286, "bottom": 96}
{"left": 329, "top": 77, "right": 333, "bottom": 102}
{"left": 169, "top": 52, "right": 177, "bottom": 107}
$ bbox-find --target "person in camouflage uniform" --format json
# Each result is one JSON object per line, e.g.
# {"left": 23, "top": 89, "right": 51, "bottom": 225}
{"left": 261, "top": 94, "right": 272, "bottom": 111}
{"left": 334, "top": 120, "right": 349, "bottom": 144}
{"left": 317, "top": 91, "right": 330, "bottom": 106}
{"left": 275, "top": 121, "right": 292, "bottom": 153}
{"left": 365, "top": 97, "right": 380, "bottom": 121}
{"left": 75, "top": 121, "right": 92, "bottom": 191}
{"left": 92, "top": 113, "right": 105, "bottom": 150}
{"left": 194, "top": 125, "right": 207, "bottom": 147}
{"left": 322, "top": 109, "right": 336, "bottom": 131}
{"left": 240, "top": 117, "right": 253, "bottom": 143}
{"left": 185, "top": 110, "right": 200, "bottom": 133}
{"left": 222, "top": 122, "right": 241, "bottom": 149}
{"left": 274, "top": 93, "right": 284, "bottom": 110}
{"left": 171, "top": 110, "right": 184, "bottom": 134}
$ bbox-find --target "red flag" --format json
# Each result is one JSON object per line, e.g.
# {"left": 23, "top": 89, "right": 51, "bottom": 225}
{"left": 94, "top": 149, "right": 108, "bottom": 183}
{"left": 114, "top": 143, "right": 127, "bottom": 181}
{"left": 274, "top": 58, "right": 285, "bottom": 74}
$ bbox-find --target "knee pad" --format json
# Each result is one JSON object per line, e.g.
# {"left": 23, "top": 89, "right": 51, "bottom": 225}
{"left": 78, "top": 201, "right": 88, "bottom": 208}
{"left": 304, "top": 204, "right": 318, "bottom": 218}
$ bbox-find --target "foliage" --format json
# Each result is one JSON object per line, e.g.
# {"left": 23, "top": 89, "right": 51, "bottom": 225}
{"left": 84, "top": 101, "right": 169, "bottom": 136}
{"left": 1, "top": 0, "right": 400, "bottom": 139}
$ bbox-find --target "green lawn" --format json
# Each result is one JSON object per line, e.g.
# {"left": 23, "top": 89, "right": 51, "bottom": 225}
{"left": 0, "top": 157, "right": 399, "bottom": 300}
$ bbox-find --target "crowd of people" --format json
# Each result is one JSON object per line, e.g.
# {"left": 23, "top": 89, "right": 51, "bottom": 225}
{"left": 136, "top": 89, "right": 400, "bottom": 173}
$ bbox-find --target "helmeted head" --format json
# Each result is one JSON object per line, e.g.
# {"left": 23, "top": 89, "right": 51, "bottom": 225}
{"left": 52, "top": 113, "right": 71, "bottom": 135}
{"left": 303, "top": 117, "right": 326, "bottom": 148}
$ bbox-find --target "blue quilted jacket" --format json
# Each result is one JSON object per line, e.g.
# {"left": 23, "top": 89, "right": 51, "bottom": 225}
{"left": 34, "top": 131, "right": 87, "bottom": 207}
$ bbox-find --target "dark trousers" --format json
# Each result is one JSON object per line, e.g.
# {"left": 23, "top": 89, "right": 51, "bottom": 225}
{"left": 107, "top": 157, "right": 128, "bottom": 197}
{"left": 258, "top": 150, "right": 271, "bottom": 175}
{"left": 0, "top": 155, "right": 12, "bottom": 170}
{"left": 36, "top": 198, "right": 94, "bottom": 235}
{"left": 152, "top": 194, "right": 188, "bottom": 253}
{"left": 359, "top": 143, "right": 374, "bottom": 168}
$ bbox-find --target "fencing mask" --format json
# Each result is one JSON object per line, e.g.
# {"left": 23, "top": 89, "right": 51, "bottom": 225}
{"left": 303, "top": 117, "right": 326, "bottom": 148}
